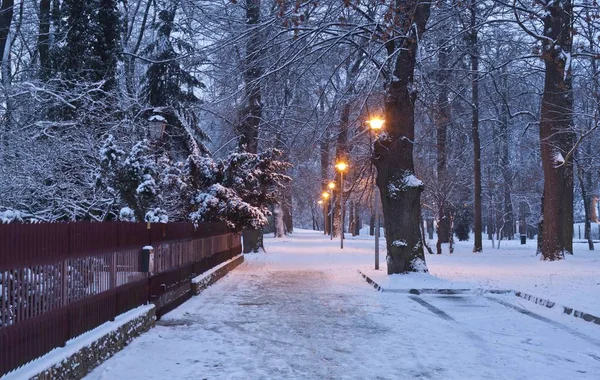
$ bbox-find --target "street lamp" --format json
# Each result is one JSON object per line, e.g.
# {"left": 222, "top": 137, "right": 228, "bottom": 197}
{"left": 335, "top": 162, "right": 348, "bottom": 249}
{"left": 368, "top": 117, "right": 385, "bottom": 270}
{"left": 367, "top": 117, "right": 385, "bottom": 131}
{"left": 148, "top": 112, "right": 167, "bottom": 140}
{"left": 328, "top": 182, "right": 335, "bottom": 240}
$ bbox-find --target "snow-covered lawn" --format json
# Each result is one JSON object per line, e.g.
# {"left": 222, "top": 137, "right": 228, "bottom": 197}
{"left": 359, "top": 232, "right": 600, "bottom": 315}
{"left": 85, "top": 229, "right": 600, "bottom": 380}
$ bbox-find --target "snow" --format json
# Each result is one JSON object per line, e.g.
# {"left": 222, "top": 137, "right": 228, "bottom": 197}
{"left": 148, "top": 115, "right": 166, "bottom": 122}
{"left": 4, "top": 305, "right": 154, "bottom": 380}
{"left": 404, "top": 174, "right": 423, "bottom": 187}
{"left": 0, "top": 209, "right": 23, "bottom": 224}
{"left": 553, "top": 151, "right": 565, "bottom": 166}
{"left": 86, "top": 230, "right": 600, "bottom": 380}
{"left": 191, "top": 254, "right": 243, "bottom": 284}
{"left": 392, "top": 239, "right": 407, "bottom": 247}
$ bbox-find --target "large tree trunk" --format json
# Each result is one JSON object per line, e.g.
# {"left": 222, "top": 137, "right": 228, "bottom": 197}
{"left": 470, "top": 0, "right": 483, "bottom": 252}
{"left": 539, "top": 1, "right": 574, "bottom": 260}
{"left": 374, "top": 1, "right": 431, "bottom": 274}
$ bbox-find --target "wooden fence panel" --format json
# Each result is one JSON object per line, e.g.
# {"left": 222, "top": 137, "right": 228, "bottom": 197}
{"left": 0, "top": 221, "right": 238, "bottom": 376}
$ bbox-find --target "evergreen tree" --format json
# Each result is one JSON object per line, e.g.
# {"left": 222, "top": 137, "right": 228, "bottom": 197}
{"left": 57, "top": 0, "right": 120, "bottom": 90}
{"left": 143, "top": 7, "right": 209, "bottom": 157}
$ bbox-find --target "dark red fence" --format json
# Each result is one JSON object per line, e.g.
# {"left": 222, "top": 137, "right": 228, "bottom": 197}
{"left": 0, "top": 221, "right": 241, "bottom": 376}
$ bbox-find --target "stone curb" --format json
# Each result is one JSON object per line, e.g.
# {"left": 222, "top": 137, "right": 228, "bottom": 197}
{"left": 3, "top": 306, "right": 156, "bottom": 380}
{"left": 515, "top": 291, "right": 600, "bottom": 326}
{"left": 192, "top": 254, "right": 245, "bottom": 295}
{"left": 357, "top": 270, "right": 600, "bottom": 327}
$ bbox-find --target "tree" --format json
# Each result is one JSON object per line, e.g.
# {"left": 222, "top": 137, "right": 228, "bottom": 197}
{"left": 373, "top": 1, "right": 432, "bottom": 273}
{"left": 514, "top": 0, "right": 575, "bottom": 260}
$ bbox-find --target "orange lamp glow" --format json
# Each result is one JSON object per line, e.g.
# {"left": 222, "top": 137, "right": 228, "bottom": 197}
{"left": 322, "top": 192, "right": 330, "bottom": 199}
{"left": 368, "top": 117, "right": 385, "bottom": 131}
{"left": 335, "top": 162, "right": 348, "bottom": 171}
{"left": 328, "top": 182, "right": 335, "bottom": 190}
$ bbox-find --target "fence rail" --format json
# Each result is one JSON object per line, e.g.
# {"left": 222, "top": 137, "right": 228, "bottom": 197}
{"left": 0, "top": 221, "right": 241, "bottom": 376}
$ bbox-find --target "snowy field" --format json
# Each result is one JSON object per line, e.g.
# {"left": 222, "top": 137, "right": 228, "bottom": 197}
{"left": 85, "top": 229, "right": 600, "bottom": 380}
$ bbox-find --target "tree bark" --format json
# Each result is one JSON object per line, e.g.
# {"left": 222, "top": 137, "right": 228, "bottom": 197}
{"left": 237, "top": 0, "right": 262, "bottom": 154}
{"left": 538, "top": 1, "right": 575, "bottom": 260}
{"left": 470, "top": 0, "right": 483, "bottom": 252}
{"left": 240, "top": 0, "right": 263, "bottom": 251}
{"left": 374, "top": 0, "right": 431, "bottom": 274}
{"left": 577, "top": 164, "right": 594, "bottom": 250}
{"left": 435, "top": 31, "right": 452, "bottom": 247}
{"left": 38, "top": 0, "right": 51, "bottom": 78}
{"left": 0, "top": 0, "right": 14, "bottom": 69}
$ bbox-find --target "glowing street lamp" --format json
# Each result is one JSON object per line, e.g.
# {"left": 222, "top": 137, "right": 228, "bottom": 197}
{"left": 322, "top": 192, "right": 330, "bottom": 199}
{"left": 336, "top": 162, "right": 348, "bottom": 249}
{"left": 318, "top": 200, "right": 323, "bottom": 205}
{"left": 328, "top": 182, "right": 335, "bottom": 190}
{"left": 368, "top": 117, "right": 385, "bottom": 269}
{"left": 367, "top": 117, "right": 385, "bottom": 132}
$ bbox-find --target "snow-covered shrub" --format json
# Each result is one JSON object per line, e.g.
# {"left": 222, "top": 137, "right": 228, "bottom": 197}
{"left": 186, "top": 149, "right": 291, "bottom": 230}
{"left": 190, "top": 184, "right": 268, "bottom": 229}
{"left": 145, "top": 208, "right": 169, "bottom": 223}
{"left": 119, "top": 207, "right": 136, "bottom": 222}
{"left": 0, "top": 209, "right": 24, "bottom": 224}
{"left": 97, "top": 137, "right": 162, "bottom": 221}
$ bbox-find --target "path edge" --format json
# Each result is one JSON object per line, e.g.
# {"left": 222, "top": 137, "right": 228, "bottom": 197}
{"left": 357, "top": 270, "right": 600, "bottom": 327}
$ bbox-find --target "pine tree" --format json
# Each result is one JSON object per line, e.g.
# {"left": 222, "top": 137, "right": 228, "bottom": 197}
{"left": 57, "top": 0, "right": 120, "bottom": 90}
{"left": 143, "top": 7, "right": 209, "bottom": 157}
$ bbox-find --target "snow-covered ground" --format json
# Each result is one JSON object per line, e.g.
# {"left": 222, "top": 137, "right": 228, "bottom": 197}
{"left": 359, "top": 230, "right": 600, "bottom": 316}
{"left": 86, "top": 229, "right": 600, "bottom": 380}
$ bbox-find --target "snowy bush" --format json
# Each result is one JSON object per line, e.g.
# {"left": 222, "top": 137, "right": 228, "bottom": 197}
{"left": 186, "top": 149, "right": 291, "bottom": 230}
{"left": 190, "top": 184, "right": 268, "bottom": 229}
{"left": 119, "top": 207, "right": 136, "bottom": 222}
{"left": 0, "top": 209, "right": 24, "bottom": 224}
{"left": 145, "top": 208, "right": 169, "bottom": 223}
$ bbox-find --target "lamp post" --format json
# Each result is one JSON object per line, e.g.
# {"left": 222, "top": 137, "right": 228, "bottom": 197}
{"left": 328, "top": 181, "right": 335, "bottom": 240}
{"left": 367, "top": 117, "right": 385, "bottom": 270}
{"left": 321, "top": 192, "right": 330, "bottom": 235}
{"left": 335, "top": 162, "right": 348, "bottom": 249}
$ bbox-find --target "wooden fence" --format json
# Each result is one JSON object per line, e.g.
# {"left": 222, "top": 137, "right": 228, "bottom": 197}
{"left": 0, "top": 221, "right": 241, "bottom": 376}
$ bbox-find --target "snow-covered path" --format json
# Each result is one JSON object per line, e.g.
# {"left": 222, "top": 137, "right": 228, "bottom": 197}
{"left": 87, "top": 231, "right": 600, "bottom": 380}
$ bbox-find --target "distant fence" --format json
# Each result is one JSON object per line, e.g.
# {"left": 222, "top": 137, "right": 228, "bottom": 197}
{"left": 0, "top": 221, "right": 241, "bottom": 376}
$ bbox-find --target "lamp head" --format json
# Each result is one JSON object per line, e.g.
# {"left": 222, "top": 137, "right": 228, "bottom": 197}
{"left": 367, "top": 117, "right": 385, "bottom": 131}
{"left": 335, "top": 162, "right": 348, "bottom": 172}
{"left": 328, "top": 182, "right": 335, "bottom": 190}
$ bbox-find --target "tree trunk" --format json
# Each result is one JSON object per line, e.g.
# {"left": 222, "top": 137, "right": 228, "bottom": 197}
{"left": 374, "top": 0, "right": 431, "bottom": 274}
{"left": 577, "top": 164, "right": 594, "bottom": 250}
{"left": 38, "top": 0, "right": 51, "bottom": 78}
{"left": 237, "top": 0, "right": 261, "bottom": 154}
{"left": 273, "top": 202, "right": 284, "bottom": 238}
{"left": 539, "top": 1, "right": 574, "bottom": 260}
{"left": 435, "top": 27, "right": 451, "bottom": 246}
{"left": 239, "top": 0, "right": 263, "bottom": 251}
{"left": 0, "top": 0, "right": 14, "bottom": 69}
{"left": 470, "top": 0, "right": 483, "bottom": 252}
